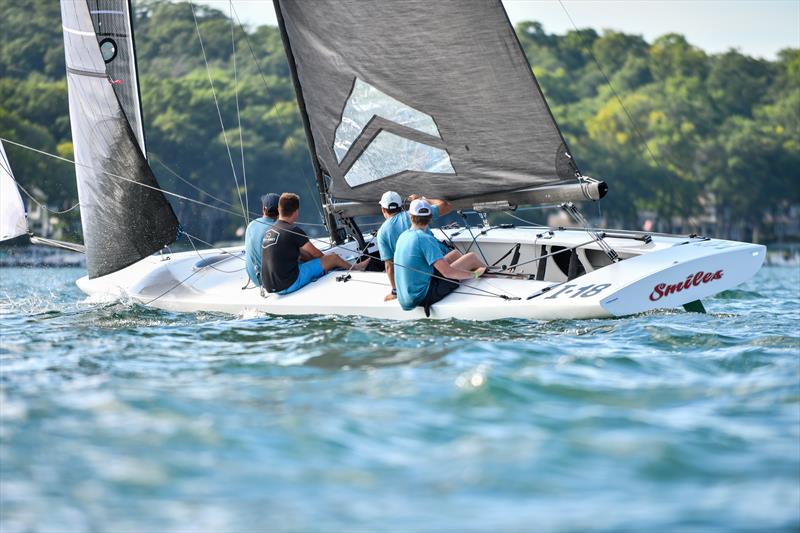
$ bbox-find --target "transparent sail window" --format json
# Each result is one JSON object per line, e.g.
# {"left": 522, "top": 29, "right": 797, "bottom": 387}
{"left": 334, "top": 78, "right": 441, "bottom": 163}
{"left": 99, "top": 38, "right": 117, "bottom": 63}
{"left": 344, "top": 131, "right": 455, "bottom": 187}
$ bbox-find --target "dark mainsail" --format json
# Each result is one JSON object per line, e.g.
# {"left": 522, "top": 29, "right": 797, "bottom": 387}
{"left": 274, "top": 0, "right": 580, "bottom": 205}
{"left": 61, "top": 0, "right": 178, "bottom": 279}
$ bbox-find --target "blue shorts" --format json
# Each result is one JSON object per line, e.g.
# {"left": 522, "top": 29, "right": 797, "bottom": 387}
{"left": 277, "top": 258, "right": 325, "bottom": 295}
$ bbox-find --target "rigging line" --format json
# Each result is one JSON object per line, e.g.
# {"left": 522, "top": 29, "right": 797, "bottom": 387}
{"left": 0, "top": 157, "right": 80, "bottom": 215}
{"left": 150, "top": 159, "right": 329, "bottom": 226}
{"left": 336, "top": 274, "right": 514, "bottom": 300}
{"left": 189, "top": 0, "right": 247, "bottom": 222}
{"left": 391, "top": 258, "right": 518, "bottom": 300}
{"left": 142, "top": 268, "right": 202, "bottom": 306}
{"left": 185, "top": 232, "right": 246, "bottom": 273}
{"left": 230, "top": 0, "right": 249, "bottom": 224}
{"left": 182, "top": 231, "right": 247, "bottom": 262}
{"left": 506, "top": 211, "right": 545, "bottom": 227}
{"left": 303, "top": 175, "right": 325, "bottom": 223}
{"left": 190, "top": 217, "right": 507, "bottom": 297}
{"left": 0, "top": 137, "right": 245, "bottom": 219}
{"left": 557, "top": 0, "right": 667, "bottom": 174}
{"left": 150, "top": 156, "right": 241, "bottom": 211}
{"left": 493, "top": 236, "right": 601, "bottom": 272}
{"left": 16, "top": 181, "right": 80, "bottom": 215}
{"left": 228, "top": 2, "right": 325, "bottom": 224}
{"left": 229, "top": 2, "right": 272, "bottom": 97}
{"left": 459, "top": 212, "right": 491, "bottom": 265}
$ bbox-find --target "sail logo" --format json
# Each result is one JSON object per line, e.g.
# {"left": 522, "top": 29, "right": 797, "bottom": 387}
{"left": 334, "top": 78, "right": 455, "bottom": 187}
{"left": 649, "top": 270, "right": 723, "bottom": 301}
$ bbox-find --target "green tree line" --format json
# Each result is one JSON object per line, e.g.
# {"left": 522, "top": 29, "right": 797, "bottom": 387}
{"left": 1, "top": 1, "right": 797, "bottom": 243}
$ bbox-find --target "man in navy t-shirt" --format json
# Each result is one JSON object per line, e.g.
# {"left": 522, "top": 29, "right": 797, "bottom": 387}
{"left": 394, "top": 199, "right": 486, "bottom": 315}
{"left": 244, "top": 193, "right": 279, "bottom": 284}
{"left": 261, "top": 193, "right": 368, "bottom": 295}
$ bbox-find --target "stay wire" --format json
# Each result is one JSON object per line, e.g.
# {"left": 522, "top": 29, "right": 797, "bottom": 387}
{"left": 185, "top": 233, "right": 246, "bottom": 273}
{"left": 390, "top": 260, "right": 518, "bottom": 300}
{"left": 492, "top": 236, "right": 601, "bottom": 272}
{"left": 0, "top": 157, "right": 80, "bottom": 215}
{"left": 338, "top": 275, "right": 514, "bottom": 300}
{"left": 2, "top": 138, "right": 328, "bottom": 245}
{"left": 142, "top": 268, "right": 202, "bottom": 306}
{"left": 229, "top": 0, "right": 249, "bottom": 223}
{"left": 189, "top": 0, "right": 247, "bottom": 222}
{"left": 228, "top": 2, "right": 326, "bottom": 225}
{"left": 150, "top": 155, "right": 241, "bottom": 211}
{"left": 0, "top": 137, "right": 245, "bottom": 219}
{"left": 557, "top": 0, "right": 667, "bottom": 174}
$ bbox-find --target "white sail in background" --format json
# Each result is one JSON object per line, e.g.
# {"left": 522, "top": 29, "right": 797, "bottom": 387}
{"left": 0, "top": 141, "right": 28, "bottom": 241}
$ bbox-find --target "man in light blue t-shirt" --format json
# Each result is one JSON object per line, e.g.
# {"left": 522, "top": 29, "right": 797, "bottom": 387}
{"left": 394, "top": 199, "right": 486, "bottom": 315}
{"left": 376, "top": 191, "right": 461, "bottom": 302}
{"left": 244, "top": 193, "right": 279, "bottom": 284}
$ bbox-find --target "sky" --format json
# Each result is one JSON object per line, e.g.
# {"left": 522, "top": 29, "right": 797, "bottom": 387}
{"left": 193, "top": 0, "right": 800, "bottom": 59}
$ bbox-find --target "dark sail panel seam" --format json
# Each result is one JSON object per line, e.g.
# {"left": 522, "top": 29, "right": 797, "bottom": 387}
{"left": 67, "top": 66, "right": 108, "bottom": 78}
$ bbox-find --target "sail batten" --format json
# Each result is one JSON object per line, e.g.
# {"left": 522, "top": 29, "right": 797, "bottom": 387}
{"left": 61, "top": 0, "right": 178, "bottom": 279}
{"left": 275, "top": 0, "right": 580, "bottom": 205}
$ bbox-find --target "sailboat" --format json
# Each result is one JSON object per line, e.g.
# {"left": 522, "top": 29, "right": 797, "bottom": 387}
{"left": 57, "top": 0, "right": 763, "bottom": 320}
{"left": 1, "top": 140, "right": 86, "bottom": 255}
{"left": 0, "top": 141, "right": 28, "bottom": 243}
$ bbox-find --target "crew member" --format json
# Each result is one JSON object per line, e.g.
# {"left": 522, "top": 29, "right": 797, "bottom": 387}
{"left": 244, "top": 193, "right": 279, "bottom": 284}
{"left": 261, "top": 193, "right": 367, "bottom": 295}
{"left": 376, "top": 191, "right": 460, "bottom": 301}
{"left": 394, "top": 199, "right": 486, "bottom": 314}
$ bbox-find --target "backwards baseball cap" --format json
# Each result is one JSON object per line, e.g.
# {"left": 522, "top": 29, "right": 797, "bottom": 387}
{"left": 408, "top": 198, "right": 433, "bottom": 216}
{"left": 379, "top": 191, "right": 403, "bottom": 210}
{"left": 261, "top": 193, "right": 280, "bottom": 212}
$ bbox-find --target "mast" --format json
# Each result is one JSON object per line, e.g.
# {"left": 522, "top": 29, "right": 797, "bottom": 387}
{"left": 272, "top": 0, "right": 341, "bottom": 243}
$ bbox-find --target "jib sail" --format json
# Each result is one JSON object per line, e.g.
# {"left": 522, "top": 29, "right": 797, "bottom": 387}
{"left": 60, "top": 0, "right": 178, "bottom": 278}
{"left": 273, "top": 0, "right": 580, "bottom": 205}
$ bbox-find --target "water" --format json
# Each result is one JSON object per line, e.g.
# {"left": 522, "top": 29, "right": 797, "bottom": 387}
{"left": 1, "top": 266, "right": 798, "bottom": 532}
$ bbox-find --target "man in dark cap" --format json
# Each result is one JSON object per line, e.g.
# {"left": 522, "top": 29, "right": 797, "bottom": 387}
{"left": 244, "top": 193, "right": 280, "bottom": 284}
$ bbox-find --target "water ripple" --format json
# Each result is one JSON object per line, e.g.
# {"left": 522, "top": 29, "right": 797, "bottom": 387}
{"left": 0, "top": 266, "right": 798, "bottom": 532}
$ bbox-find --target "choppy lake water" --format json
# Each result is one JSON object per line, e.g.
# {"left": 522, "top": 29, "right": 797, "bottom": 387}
{"left": 0, "top": 265, "right": 798, "bottom": 532}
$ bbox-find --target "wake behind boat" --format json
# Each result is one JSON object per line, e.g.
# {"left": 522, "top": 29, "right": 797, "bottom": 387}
{"left": 14, "top": 0, "right": 767, "bottom": 320}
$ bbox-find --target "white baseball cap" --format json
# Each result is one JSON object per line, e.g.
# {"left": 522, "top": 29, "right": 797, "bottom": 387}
{"left": 379, "top": 191, "right": 403, "bottom": 209}
{"left": 408, "top": 198, "right": 433, "bottom": 216}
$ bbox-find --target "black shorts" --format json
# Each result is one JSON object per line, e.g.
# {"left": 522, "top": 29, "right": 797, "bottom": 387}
{"left": 421, "top": 268, "right": 459, "bottom": 315}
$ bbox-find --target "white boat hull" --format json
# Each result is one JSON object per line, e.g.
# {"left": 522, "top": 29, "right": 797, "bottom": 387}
{"left": 76, "top": 226, "right": 765, "bottom": 320}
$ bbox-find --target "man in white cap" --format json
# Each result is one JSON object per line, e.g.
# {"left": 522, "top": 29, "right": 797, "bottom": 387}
{"left": 376, "top": 191, "right": 460, "bottom": 301}
{"left": 394, "top": 198, "right": 486, "bottom": 315}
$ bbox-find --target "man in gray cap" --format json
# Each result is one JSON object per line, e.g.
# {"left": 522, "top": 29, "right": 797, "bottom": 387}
{"left": 244, "top": 193, "right": 280, "bottom": 284}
